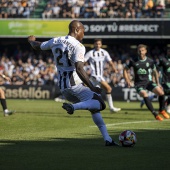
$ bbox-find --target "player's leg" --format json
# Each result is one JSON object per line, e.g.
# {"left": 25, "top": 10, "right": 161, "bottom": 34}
{"left": 62, "top": 84, "right": 119, "bottom": 146}
{"left": 139, "top": 90, "right": 157, "bottom": 116}
{"left": 140, "top": 94, "right": 157, "bottom": 108}
{"left": 91, "top": 111, "right": 119, "bottom": 146}
{"left": 62, "top": 84, "right": 105, "bottom": 114}
{"left": 137, "top": 85, "right": 162, "bottom": 120}
{"left": 162, "top": 83, "right": 170, "bottom": 113}
{"left": 153, "top": 86, "right": 169, "bottom": 119}
{"left": 166, "top": 96, "right": 170, "bottom": 113}
{"left": 101, "top": 81, "right": 121, "bottom": 112}
{"left": 0, "top": 88, "right": 15, "bottom": 116}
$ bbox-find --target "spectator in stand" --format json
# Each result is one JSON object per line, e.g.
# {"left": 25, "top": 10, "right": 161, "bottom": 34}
{"left": 52, "top": 2, "right": 61, "bottom": 18}
{"left": 117, "top": 3, "right": 126, "bottom": 18}
{"left": 11, "top": 65, "right": 24, "bottom": 85}
{"left": 96, "top": 0, "right": 106, "bottom": 9}
{"left": 22, "top": 4, "right": 31, "bottom": 18}
{"left": 72, "top": 1, "right": 81, "bottom": 18}
{"left": 84, "top": 2, "right": 97, "bottom": 18}
{"left": 93, "top": 2, "right": 101, "bottom": 18}
{"left": 143, "top": 0, "right": 154, "bottom": 18}
{"left": 155, "top": 0, "right": 165, "bottom": 18}
{"left": 135, "top": 2, "right": 143, "bottom": 18}
{"left": 17, "top": 2, "right": 24, "bottom": 18}
{"left": 125, "top": 2, "right": 136, "bottom": 18}
{"left": 62, "top": 1, "right": 74, "bottom": 18}
{"left": 44, "top": 57, "right": 56, "bottom": 85}
{"left": 42, "top": 3, "right": 53, "bottom": 19}
{"left": 107, "top": 6, "right": 117, "bottom": 18}
{"left": 0, "top": 1, "right": 8, "bottom": 18}
{"left": 100, "top": 4, "right": 108, "bottom": 18}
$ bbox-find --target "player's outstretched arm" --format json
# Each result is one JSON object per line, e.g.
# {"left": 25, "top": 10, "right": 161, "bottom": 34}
{"left": 75, "top": 61, "right": 102, "bottom": 94}
{"left": 123, "top": 67, "right": 131, "bottom": 87}
{"left": 0, "top": 73, "right": 11, "bottom": 82}
{"left": 109, "top": 60, "right": 117, "bottom": 73}
{"left": 152, "top": 69, "right": 160, "bottom": 86}
{"left": 28, "top": 35, "right": 42, "bottom": 50}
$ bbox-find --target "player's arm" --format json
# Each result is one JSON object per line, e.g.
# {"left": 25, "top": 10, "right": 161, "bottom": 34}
{"left": 0, "top": 73, "right": 11, "bottom": 82}
{"left": 152, "top": 68, "right": 160, "bottom": 86}
{"left": 105, "top": 51, "right": 117, "bottom": 73}
{"left": 75, "top": 61, "right": 102, "bottom": 94}
{"left": 123, "top": 67, "right": 131, "bottom": 87}
{"left": 109, "top": 60, "right": 117, "bottom": 73}
{"left": 28, "top": 35, "right": 42, "bottom": 50}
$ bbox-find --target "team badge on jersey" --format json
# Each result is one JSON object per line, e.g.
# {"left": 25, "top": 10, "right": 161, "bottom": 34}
{"left": 146, "top": 62, "right": 149, "bottom": 67}
{"left": 78, "top": 53, "right": 84, "bottom": 60}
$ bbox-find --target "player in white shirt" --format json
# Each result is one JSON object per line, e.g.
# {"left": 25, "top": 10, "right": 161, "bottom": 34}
{"left": 28, "top": 20, "right": 119, "bottom": 146}
{"left": 85, "top": 39, "right": 121, "bottom": 113}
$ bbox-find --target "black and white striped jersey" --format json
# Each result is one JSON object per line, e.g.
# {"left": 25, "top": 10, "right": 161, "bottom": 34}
{"left": 85, "top": 48, "right": 112, "bottom": 77}
{"left": 40, "top": 35, "right": 85, "bottom": 91}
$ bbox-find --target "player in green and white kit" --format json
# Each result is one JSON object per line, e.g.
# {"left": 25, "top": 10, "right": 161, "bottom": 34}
{"left": 123, "top": 44, "right": 169, "bottom": 121}
{"left": 157, "top": 47, "right": 170, "bottom": 113}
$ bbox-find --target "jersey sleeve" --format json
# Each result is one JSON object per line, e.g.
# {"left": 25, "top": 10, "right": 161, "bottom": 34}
{"left": 105, "top": 50, "right": 112, "bottom": 62}
{"left": 150, "top": 60, "right": 156, "bottom": 70}
{"left": 84, "top": 51, "right": 91, "bottom": 62}
{"left": 153, "top": 64, "right": 156, "bottom": 70}
{"left": 73, "top": 43, "right": 85, "bottom": 63}
{"left": 40, "top": 38, "right": 54, "bottom": 50}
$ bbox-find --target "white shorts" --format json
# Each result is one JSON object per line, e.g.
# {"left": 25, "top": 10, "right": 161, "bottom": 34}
{"left": 90, "top": 76, "right": 105, "bottom": 87}
{"left": 62, "top": 84, "right": 95, "bottom": 103}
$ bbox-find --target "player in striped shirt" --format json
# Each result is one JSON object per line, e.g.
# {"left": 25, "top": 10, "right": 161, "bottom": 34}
{"left": 85, "top": 39, "right": 121, "bottom": 113}
{"left": 28, "top": 20, "right": 119, "bottom": 146}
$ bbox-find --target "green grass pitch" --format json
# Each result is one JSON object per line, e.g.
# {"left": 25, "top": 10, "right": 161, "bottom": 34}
{"left": 0, "top": 99, "right": 169, "bottom": 170}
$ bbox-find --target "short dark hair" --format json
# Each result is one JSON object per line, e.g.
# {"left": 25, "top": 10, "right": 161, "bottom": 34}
{"left": 94, "top": 38, "right": 102, "bottom": 43}
{"left": 137, "top": 44, "right": 147, "bottom": 50}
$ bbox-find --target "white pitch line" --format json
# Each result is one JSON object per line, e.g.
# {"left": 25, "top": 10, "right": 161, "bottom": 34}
{"left": 90, "top": 119, "right": 170, "bottom": 128}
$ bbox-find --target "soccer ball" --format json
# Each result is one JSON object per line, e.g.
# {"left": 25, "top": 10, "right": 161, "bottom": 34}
{"left": 119, "top": 130, "right": 137, "bottom": 147}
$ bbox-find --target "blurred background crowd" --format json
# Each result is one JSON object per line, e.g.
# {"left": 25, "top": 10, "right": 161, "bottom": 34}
{"left": 0, "top": 43, "right": 168, "bottom": 87}
{"left": 0, "top": 0, "right": 169, "bottom": 19}
{"left": 0, "top": 0, "right": 169, "bottom": 87}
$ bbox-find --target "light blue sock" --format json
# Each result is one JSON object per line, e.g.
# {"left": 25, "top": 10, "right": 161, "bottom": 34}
{"left": 72, "top": 99, "right": 101, "bottom": 111}
{"left": 92, "top": 112, "right": 112, "bottom": 142}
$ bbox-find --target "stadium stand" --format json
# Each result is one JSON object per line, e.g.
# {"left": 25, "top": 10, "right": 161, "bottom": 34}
{"left": 0, "top": 1, "right": 169, "bottom": 87}
{"left": 0, "top": 0, "right": 169, "bottom": 19}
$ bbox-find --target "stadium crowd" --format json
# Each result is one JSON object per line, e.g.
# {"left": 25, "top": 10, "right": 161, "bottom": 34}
{"left": 0, "top": 0, "right": 39, "bottom": 18}
{"left": 0, "top": 0, "right": 167, "bottom": 19}
{"left": 0, "top": 43, "right": 167, "bottom": 87}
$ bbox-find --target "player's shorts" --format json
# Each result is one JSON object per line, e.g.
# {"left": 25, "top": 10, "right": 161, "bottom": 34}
{"left": 162, "top": 82, "right": 170, "bottom": 95}
{"left": 61, "top": 83, "right": 98, "bottom": 103}
{"left": 89, "top": 76, "right": 105, "bottom": 87}
{"left": 135, "top": 81, "right": 158, "bottom": 94}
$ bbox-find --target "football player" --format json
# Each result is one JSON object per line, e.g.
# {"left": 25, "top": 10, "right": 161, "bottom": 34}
{"left": 85, "top": 39, "right": 121, "bottom": 113}
{"left": 123, "top": 44, "right": 169, "bottom": 121}
{"left": 28, "top": 20, "right": 119, "bottom": 146}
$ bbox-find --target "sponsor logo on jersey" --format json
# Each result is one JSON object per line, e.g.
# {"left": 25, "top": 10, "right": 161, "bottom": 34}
{"left": 137, "top": 68, "right": 147, "bottom": 74}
